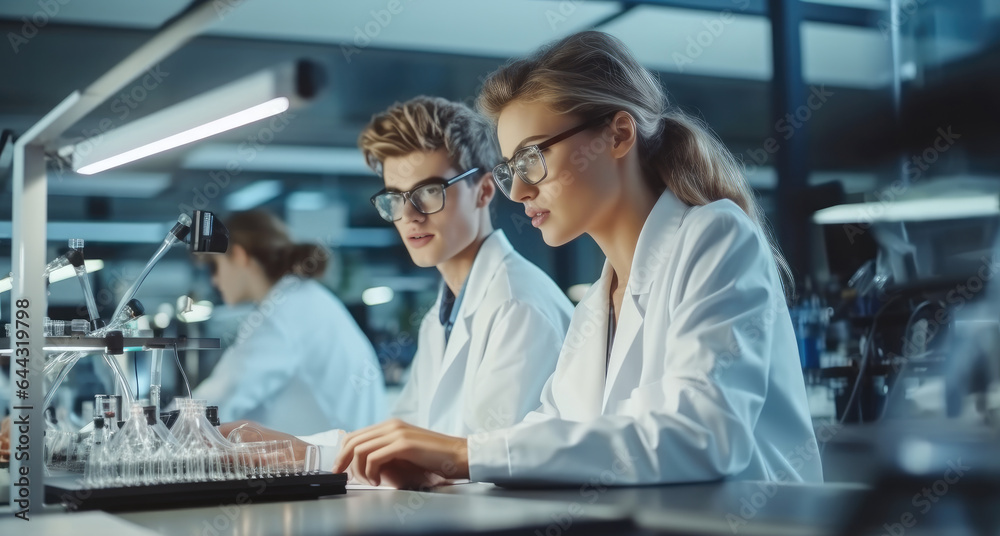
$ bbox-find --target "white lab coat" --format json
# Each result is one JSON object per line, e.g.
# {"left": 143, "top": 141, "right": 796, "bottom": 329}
{"left": 468, "top": 190, "right": 823, "bottom": 485}
{"left": 392, "top": 230, "right": 574, "bottom": 437}
{"left": 193, "top": 276, "right": 387, "bottom": 436}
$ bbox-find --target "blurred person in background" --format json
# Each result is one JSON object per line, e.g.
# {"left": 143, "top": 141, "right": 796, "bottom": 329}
{"left": 193, "top": 210, "right": 386, "bottom": 435}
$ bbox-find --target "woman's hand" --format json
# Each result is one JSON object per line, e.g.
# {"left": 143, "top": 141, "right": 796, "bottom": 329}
{"left": 333, "top": 418, "right": 469, "bottom": 488}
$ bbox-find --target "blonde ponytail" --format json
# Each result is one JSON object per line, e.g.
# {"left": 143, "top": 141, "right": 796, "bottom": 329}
{"left": 644, "top": 112, "right": 793, "bottom": 292}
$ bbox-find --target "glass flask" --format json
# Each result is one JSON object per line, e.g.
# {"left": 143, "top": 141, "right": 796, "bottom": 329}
{"left": 107, "top": 403, "right": 160, "bottom": 486}
{"left": 84, "top": 417, "right": 113, "bottom": 487}
{"left": 167, "top": 398, "right": 233, "bottom": 482}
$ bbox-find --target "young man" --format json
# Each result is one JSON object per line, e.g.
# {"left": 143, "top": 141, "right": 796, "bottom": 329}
{"left": 360, "top": 96, "right": 573, "bottom": 437}
{"left": 222, "top": 96, "right": 574, "bottom": 468}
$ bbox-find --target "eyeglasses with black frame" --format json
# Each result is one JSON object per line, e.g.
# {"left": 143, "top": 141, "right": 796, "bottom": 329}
{"left": 492, "top": 115, "right": 609, "bottom": 200}
{"left": 370, "top": 167, "right": 481, "bottom": 223}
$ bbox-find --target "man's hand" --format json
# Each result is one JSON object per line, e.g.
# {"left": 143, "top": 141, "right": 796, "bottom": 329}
{"left": 333, "top": 418, "right": 468, "bottom": 488}
{"left": 0, "top": 416, "right": 10, "bottom": 462}
{"left": 219, "top": 420, "right": 312, "bottom": 464}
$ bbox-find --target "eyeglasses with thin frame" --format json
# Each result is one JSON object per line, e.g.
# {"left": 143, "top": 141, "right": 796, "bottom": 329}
{"left": 370, "top": 167, "right": 481, "bottom": 223}
{"left": 492, "top": 115, "right": 608, "bottom": 200}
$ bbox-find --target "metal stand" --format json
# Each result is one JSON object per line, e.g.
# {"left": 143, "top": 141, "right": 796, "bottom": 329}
{"left": 8, "top": 0, "right": 226, "bottom": 518}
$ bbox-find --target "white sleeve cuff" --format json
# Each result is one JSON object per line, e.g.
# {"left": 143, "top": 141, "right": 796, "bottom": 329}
{"left": 296, "top": 429, "right": 345, "bottom": 473}
{"left": 467, "top": 428, "right": 512, "bottom": 482}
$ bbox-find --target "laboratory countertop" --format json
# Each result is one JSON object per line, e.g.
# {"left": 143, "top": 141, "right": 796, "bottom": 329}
{"left": 1, "top": 479, "right": 873, "bottom": 536}
{"left": 119, "top": 486, "right": 641, "bottom": 536}
{"left": 434, "top": 480, "right": 871, "bottom": 536}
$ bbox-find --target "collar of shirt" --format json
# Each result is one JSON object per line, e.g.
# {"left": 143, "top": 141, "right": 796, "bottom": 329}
{"left": 439, "top": 277, "right": 468, "bottom": 344}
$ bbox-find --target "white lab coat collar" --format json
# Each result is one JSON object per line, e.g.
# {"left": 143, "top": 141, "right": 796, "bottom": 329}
{"left": 579, "top": 189, "right": 691, "bottom": 314}
{"left": 455, "top": 230, "right": 514, "bottom": 318}
{"left": 574, "top": 189, "right": 691, "bottom": 411}
{"left": 431, "top": 230, "right": 514, "bottom": 321}
{"left": 426, "top": 230, "right": 514, "bottom": 322}
{"left": 436, "top": 230, "right": 514, "bottom": 380}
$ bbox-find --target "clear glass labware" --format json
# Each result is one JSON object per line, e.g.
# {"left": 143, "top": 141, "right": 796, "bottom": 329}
{"left": 107, "top": 403, "right": 160, "bottom": 486}
{"left": 167, "top": 398, "right": 235, "bottom": 482}
{"left": 84, "top": 417, "right": 112, "bottom": 487}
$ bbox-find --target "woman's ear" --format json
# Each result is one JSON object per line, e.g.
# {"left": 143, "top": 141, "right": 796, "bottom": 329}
{"left": 609, "top": 111, "right": 639, "bottom": 160}
{"left": 477, "top": 173, "right": 496, "bottom": 208}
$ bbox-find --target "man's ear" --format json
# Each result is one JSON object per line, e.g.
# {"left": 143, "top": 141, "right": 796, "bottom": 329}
{"left": 608, "top": 111, "right": 639, "bottom": 160}
{"left": 477, "top": 173, "right": 496, "bottom": 208}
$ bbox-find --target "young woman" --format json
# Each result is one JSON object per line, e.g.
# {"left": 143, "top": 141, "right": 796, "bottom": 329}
{"left": 333, "top": 31, "right": 822, "bottom": 487}
{"left": 193, "top": 210, "right": 386, "bottom": 435}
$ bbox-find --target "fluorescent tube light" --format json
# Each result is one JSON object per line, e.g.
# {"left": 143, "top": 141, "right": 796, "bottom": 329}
{"left": 0, "top": 347, "right": 117, "bottom": 355}
{"left": 362, "top": 286, "right": 394, "bottom": 306}
{"left": 77, "top": 98, "right": 289, "bottom": 175}
{"left": 184, "top": 145, "right": 370, "bottom": 175}
{"left": 567, "top": 284, "right": 592, "bottom": 303}
{"left": 153, "top": 312, "right": 171, "bottom": 329}
{"left": 224, "top": 180, "right": 283, "bottom": 211}
{"left": 48, "top": 259, "right": 105, "bottom": 284}
{"left": 0, "top": 259, "right": 104, "bottom": 293}
{"left": 0, "top": 221, "right": 172, "bottom": 243}
{"left": 287, "top": 191, "right": 327, "bottom": 211}
{"left": 49, "top": 172, "right": 172, "bottom": 198}
{"left": 68, "top": 60, "right": 323, "bottom": 175}
{"left": 813, "top": 196, "right": 1000, "bottom": 224}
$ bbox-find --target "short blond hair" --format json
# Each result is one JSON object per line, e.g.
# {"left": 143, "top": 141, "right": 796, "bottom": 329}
{"left": 358, "top": 96, "right": 499, "bottom": 179}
